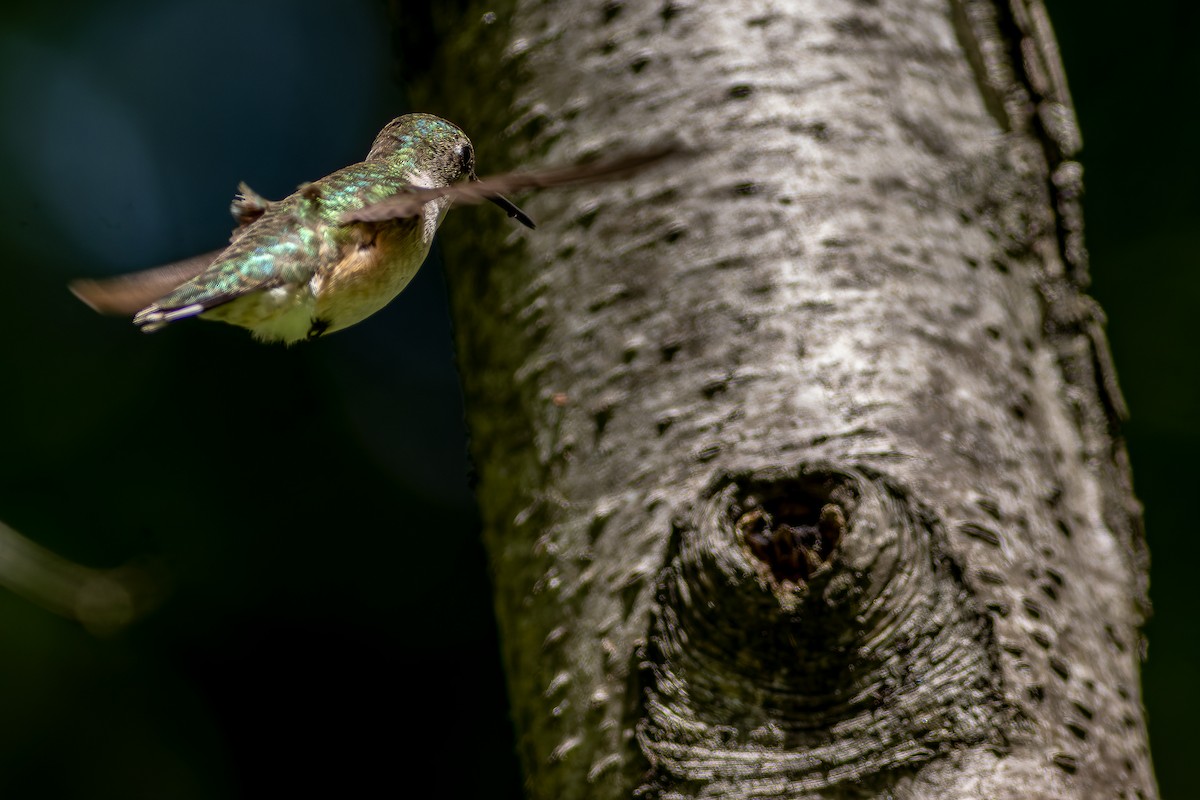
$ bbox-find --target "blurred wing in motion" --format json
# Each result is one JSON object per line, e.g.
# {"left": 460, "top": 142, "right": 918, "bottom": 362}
{"left": 69, "top": 250, "right": 224, "bottom": 317}
{"left": 341, "top": 143, "right": 683, "bottom": 227}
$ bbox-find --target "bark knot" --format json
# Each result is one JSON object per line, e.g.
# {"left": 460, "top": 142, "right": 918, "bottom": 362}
{"left": 636, "top": 465, "right": 1015, "bottom": 797}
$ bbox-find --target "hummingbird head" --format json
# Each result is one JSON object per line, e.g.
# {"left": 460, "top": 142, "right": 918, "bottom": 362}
{"left": 367, "top": 113, "right": 475, "bottom": 182}
{"left": 368, "top": 113, "right": 534, "bottom": 228}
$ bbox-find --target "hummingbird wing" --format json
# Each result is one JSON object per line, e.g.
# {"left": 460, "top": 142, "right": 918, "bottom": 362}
{"left": 340, "top": 144, "right": 681, "bottom": 226}
{"left": 69, "top": 250, "right": 225, "bottom": 316}
{"left": 70, "top": 182, "right": 279, "bottom": 317}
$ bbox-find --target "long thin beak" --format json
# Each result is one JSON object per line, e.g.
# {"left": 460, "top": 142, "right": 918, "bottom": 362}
{"left": 470, "top": 172, "right": 535, "bottom": 229}
{"left": 487, "top": 194, "right": 535, "bottom": 229}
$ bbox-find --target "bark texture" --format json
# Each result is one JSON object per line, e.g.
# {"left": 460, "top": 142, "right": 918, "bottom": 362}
{"left": 402, "top": 0, "right": 1154, "bottom": 797}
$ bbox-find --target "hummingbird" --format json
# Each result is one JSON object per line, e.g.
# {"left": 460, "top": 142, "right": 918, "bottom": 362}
{"left": 69, "top": 113, "right": 676, "bottom": 344}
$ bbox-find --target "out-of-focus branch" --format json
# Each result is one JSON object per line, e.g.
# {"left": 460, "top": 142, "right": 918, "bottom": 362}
{"left": 0, "top": 520, "right": 166, "bottom": 635}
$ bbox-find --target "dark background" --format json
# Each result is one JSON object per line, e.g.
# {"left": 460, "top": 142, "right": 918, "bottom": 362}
{"left": 0, "top": 2, "right": 1193, "bottom": 797}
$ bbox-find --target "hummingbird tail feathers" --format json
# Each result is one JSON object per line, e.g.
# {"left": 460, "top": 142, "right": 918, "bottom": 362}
{"left": 68, "top": 250, "right": 224, "bottom": 317}
{"left": 132, "top": 303, "right": 208, "bottom": 333}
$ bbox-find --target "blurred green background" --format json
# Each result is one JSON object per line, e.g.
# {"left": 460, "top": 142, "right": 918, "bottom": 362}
{"left": 0, "top": 1, "right": 1193, "bottom": 797}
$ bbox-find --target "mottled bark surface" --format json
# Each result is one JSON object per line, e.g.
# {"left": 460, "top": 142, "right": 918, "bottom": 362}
{"left": 403, "top": 0, "right": 1154, "bottom": 797}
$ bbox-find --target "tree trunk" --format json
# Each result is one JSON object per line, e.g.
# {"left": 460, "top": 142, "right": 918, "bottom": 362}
{"left": 402, "top": 0, "right": 1155, "bottom": 797}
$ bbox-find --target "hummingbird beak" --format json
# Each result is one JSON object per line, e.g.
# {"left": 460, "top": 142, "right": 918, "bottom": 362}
{"left": 471, "top": 172, "right": 535, "bottom": 229}
{"left": 488, "top": 194, "right": 536, "bottom": 229}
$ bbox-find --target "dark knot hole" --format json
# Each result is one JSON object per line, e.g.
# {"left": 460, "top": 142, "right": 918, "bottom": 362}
{"left": 733, "top": 488, "right": 848, "bottom": 585}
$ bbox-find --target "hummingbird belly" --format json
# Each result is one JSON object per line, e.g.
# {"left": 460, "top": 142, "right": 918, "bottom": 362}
{"left": 311, "top": 214, "right": 434, "bottom": 336}
{"left": 200, "top": 285, "right": 316, "bottom": 343}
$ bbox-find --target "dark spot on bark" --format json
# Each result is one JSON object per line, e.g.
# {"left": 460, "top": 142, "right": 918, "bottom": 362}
{"left": 1049, "top": 657, "right": 1070, "bottom": 680}
{"left": 588, "top": 511, "right": 611, "bottom": 544}
{"left": 1040, "top": 582, "right": 1059, "bottom": 602}
{"left": 701, "top": 377, "right": 727, "bottom": 399}
{"left": 977, "top": 569, "right": 1005, "bottom": 585}
{"left": 958, "top": 522, "right": 1001, "bottom": 546}
{"left": 733, "top": 182, "right": 762, "bottom": 196}
{"left": 1031, "top": 630, "right": 1051, "bottom": 649}
{"left": 513, "top": 111, "right": 548, "bottom": 140}
{"left": 1106, "top": 624, "right": 1127, "bottom": 652}
{"left": 746, "top": 14, "right": 779, "bottom": 27}
{"left": 1072, "top": 701, "right": 1095, "bottom": 720}
{"left": 601, "top": 38, "right": 617, "bottom": 55}
{"left": 991, "top": 258, "right": 1009, "bottom": 274}
{"left": 660, "top": 0, "right": 682, "bottom": 25}
{"left": 1022, "top": 598, "right": 1043, "bottom": 619}
{"left": 630, "top": 54, "right": 650, "bottom": 73}
{"left": 1052, "top": 753, "right": 1078, "bottom": 774}
{"left": 832, "top": 15, "right": 883, "bottom": 38}
{"left": 717, "top": 255, "right": 753, "bottom": 270}
{"left": 696, "top": 444, "right": 721, "bottom": 461}
{"left": 985, "top": 601, "right": 1010, "bottom": 617}
{"left": 965, "top": 256, "right": 979, "bottom": 269}
{"left": 662, "top": 222, "right": 687, "bottom": 243}
{"left": 593, "top": 405, "right": 613, "bottom": 440}
{"left": 1027, "top": 684, "right": 1045, "bottom": 703}
{"left": 576, "top": 205, "right": 601, "bottom": 229}
{"left": 789, "top": 120, "right": 830, "bottom": 141}
{"left": 307, "top": 318, "right": 330, "bottom": 339}
{"left": 1065, "top": 721, "right": 1088, "bottom": 740}
{"left": 985, "top": 325, "right": 1002, "bottom": 340}
{"left": 1010, "top": 402, "right": 1026, "bottom": 421}
{"left": 728, "top": 83, "right": 754, "bottom": 99}
{"left": 660, "top": 341, "right": 682, "bottom": 362}
{"left": 601, "top": 0, "right": 623, "bottom": 23}
{"left": 558, "top": 243, "right": 577, "bottom": 259}
{"left": 975, "top": 497, "right": 1001, "bottom": 519}
{"left": 655, "top": 416, "right": 674, "bottom": 436}
{"left": 587, "top": 284, "right": 631, "bottom": 312}
{"left": 1056, "top": 518, "right": 1072, "bottom": 538}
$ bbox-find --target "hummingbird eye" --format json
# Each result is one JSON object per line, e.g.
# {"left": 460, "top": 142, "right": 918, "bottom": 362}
{"left": 455, "top": 142, "right": 475, "bottom": 175}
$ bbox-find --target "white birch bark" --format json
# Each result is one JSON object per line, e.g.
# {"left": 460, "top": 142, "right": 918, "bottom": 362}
{"left": 406, "top": 1, "right": 1155, "bottom": 797}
